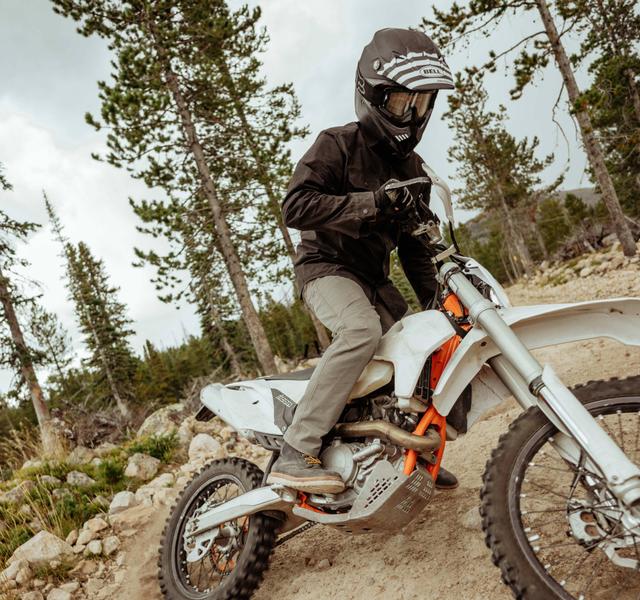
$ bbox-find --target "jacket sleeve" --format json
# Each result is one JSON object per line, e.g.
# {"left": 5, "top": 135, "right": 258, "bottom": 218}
{"left": 397, "top": 232, "right": 438, "bottom": 309}
{"left": 282, "top": 132, "right": 378, "bottom": 238}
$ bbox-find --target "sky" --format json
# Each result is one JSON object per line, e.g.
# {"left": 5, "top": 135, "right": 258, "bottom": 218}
{"left": 0, "top": 0, "right": 593, "bottom": 393}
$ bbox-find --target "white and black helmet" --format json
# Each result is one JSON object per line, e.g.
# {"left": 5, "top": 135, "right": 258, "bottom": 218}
{"left": 355, "top": 28, "right": 454, "bottom": 158}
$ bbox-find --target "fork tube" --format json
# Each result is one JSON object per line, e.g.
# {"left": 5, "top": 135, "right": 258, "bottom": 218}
{"left": 440, "top": 262, "right": 640, "bottom": 506}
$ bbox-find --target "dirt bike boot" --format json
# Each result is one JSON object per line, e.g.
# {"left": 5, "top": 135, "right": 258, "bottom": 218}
{"left": 435, "top": 467, "right": 458, "bottom": 490}
{"left": 266, "top": 443, "right": 345, "bottom": 494}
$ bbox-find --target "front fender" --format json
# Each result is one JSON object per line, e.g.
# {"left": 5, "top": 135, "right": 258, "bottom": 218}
{"left": 432, "top": 297, "right": 640, "bottom": 417}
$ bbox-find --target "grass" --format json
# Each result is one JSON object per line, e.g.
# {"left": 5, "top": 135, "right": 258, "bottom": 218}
{"left": 126, "top": 432, "right": 179, "bottom": 462}
{"left": 0, "top": 432, "right": 179, "bottom": 570}
{"left": 32, "top": 559, "right": 74, "bottom": 584}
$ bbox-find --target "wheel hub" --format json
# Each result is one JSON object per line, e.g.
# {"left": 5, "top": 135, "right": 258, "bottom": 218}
{"left": 567, "top": 499, "right": 640, "bottom": 570}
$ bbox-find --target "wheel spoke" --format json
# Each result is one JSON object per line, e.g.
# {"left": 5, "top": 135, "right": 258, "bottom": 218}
{"left": 512, "top": 399, "right": 640, "bottom": 599}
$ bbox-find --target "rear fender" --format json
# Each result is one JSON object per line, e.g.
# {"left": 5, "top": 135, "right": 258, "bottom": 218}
{"left": 432, "top": 298, "right": 640, "bottom": 418}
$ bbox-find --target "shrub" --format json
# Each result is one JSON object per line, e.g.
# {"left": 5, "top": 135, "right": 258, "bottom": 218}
{"left": 127, "top": 433, "right": 178, "bottom": 463}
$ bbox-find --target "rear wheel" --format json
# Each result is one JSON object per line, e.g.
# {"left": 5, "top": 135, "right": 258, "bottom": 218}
{"left": 158, "top": 457, "right": 279, "bottom": 600}
{"left": 481, "top": 376, "right": 640, "bottom": 599}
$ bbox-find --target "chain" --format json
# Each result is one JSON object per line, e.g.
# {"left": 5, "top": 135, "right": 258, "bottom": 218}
{"left": 275, "top": 522, "right": 317, "bottom": 547}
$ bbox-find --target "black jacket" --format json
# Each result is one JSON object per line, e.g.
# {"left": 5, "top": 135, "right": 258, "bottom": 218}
{"left": 282, "top": 121, "right": 437, "bottom": 320}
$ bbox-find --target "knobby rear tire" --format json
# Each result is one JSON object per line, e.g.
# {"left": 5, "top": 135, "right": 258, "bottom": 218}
{"left": 158, "top": 457, "right": 279, "bottom": 600}
{"left": 480, "top": 376, "right": 640, "bottom": 599}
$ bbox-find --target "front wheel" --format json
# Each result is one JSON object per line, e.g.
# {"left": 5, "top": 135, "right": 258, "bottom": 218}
{"left": 481, "top": 376, "right": 640, "bottom": 599}
{"left": 158, "top": 457, "right": 279, "bottom": 600}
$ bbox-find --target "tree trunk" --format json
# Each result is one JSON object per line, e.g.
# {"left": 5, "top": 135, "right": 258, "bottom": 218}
{"left": 496, "top": 189, "right": 533, "bottom": 276}
{"left": 625, "top": 68, "right": 640, "bottom": 124}
{"left": 207, "top": 297, "right": 243, "bottom": 379}
{"left": 164, "top": 68, "right": 277, "bottom": 374}
{"left": 0, "top": 270, "right": 64, "bottom": 457}
{"left": 217, "top": 60, "right": 331, "bottom": 350}
{"left": 535, "top": 0, "right": 636, "bottom": 256}
{"left": 86, "top": 318, "right": 131, "bottom": 419}
{"left": 500, "top": 251, "right": 515, "bottom": 285}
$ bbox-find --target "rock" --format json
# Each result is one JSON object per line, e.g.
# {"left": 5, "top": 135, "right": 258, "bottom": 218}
{"left": 66, "top": 471, "right": 96, "bottom": 487}
{"left": 94, "top": 442, "right": 118, "bottom": 457}
{"left": 29, "top": 518, "right": 44, "bottom": 533}
{"left": 52, "top": 488, "right": 73, "bottom": 501}
{"left": 109, "top": 491, "right": 137, "bottom": 514}
{"left": 610, "top": 255, "right": 625, "bottom": 270}
{"left": 90, "top": 457, "right": 103, "bottom": 467}
{"left": 72, "top": 543, "right": 86, "bottom": 554}
{"left": 22, "top": 592, "right": 44, "bottom": 600}
{"left": 136, "top": 403, "right": 184, "bottom": 438}
{"left": 84, "top": 577, "right": 103, "bottom": 597}
{"left": 84, "top": 516, "right": 109, "bottom": 534}
{"left": 188, "top": 434, "right": 222, "bottom": 461}
{"left": 148, "top": 472, "right": 174, "bottom": 488}
{"left": 19, "top": 503, "right": 34, "bottom": 517}
{"left": 579, "top": 266, "right": 593, "bottom": 277}
{"left": 84, "top": 540, "right": 102, "bottom": 556}
{"left": 76, "top": 529, "right": 97, "bottom": 546}
{"left": 39, "top": 475, "right": 62, "bottom": 487}
{"left": 102, "top": 535, "right": 120, "bottom": 556}
{"left": 15, "top": 564, "right": 33, "bottom": 585}
{"left": 91, "top": 495, "right": 110, "bottom": 510}
{"left": 47, "top": 589, "right": 72, "bottom": 600}
{"left": 32, "top": 578, "right": 46, "bottom": 588}
{"left": 601, "top": 232, "right": 618, "bottom": 247}
{"left": 461, "top": 505, "right": 482, "bottom": 531}
{"left": 69, "top": 559, "right": 98, "bottom": 577}
{"left": 177, "top": 417, "right": 195, "bottom": 447}
{"left": 134, "top": 486, "right": 154, "bottom": 506}
{"left": 0, "top": 480, "right": 35, "bottom": 504}
{"left": 115, "top": 552, "right": 126, "bottom": 567}
{"left": 21, "top": 458, "right": 44, "bottom": 470}
{"left": 124, "top": 453, "right": 160, "bottom": 481}
{"left": 1, "top": 559, "right": 28, "bottom": 581}
{"left": 67, "top": 445, "right": 95, "bottom": 465}
{"left": 220, "top": 426, "right": 237, "bottom": 442}
{"left": 316, "top": 558, "right": 331, "bottom": 570}
{"left": 153, "top": 487, "right": 176, "bottom": 506}
{"left": 8, "top": 531, "right": 74, "bottom": 567}
{"left": 65, "top": 529, "right": 78, "bottom": 546}
{"left": 59, "top": 581, "right": 80, "bottom": 593}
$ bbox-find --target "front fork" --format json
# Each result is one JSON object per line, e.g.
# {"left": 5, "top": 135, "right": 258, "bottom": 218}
{"left": 440, "top": 262, "right": 640, "bottom": 508}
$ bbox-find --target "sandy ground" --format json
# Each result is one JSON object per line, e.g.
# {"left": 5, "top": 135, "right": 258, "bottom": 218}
{"left": 113, "top": 263, "right": 640, "bottom": 600}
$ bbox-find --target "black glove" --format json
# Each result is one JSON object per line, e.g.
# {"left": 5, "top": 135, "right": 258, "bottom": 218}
{"left": 374, "top": 179, "right": 415, "bottom": 220}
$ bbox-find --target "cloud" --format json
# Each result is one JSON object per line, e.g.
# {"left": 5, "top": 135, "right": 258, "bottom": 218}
{"left": 0, "top": 107, "right": 200, "bottom": 393}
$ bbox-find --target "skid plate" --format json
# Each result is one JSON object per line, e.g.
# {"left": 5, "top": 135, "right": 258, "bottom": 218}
{"left": 292, "top": 460, "right": 434, "bottom": 534}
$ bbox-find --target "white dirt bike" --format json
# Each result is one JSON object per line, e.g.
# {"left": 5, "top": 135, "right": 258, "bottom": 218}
{"left": 158, "top": 166, "right": 640, "bottom": 600}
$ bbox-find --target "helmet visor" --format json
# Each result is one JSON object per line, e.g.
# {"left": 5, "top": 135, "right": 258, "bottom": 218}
{"left": 384, "top": 90, "right": 435, "bottom": 119}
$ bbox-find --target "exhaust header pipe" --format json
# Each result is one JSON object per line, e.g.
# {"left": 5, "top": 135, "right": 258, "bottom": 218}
{"left": 334, "top": 420, "right": 441, "bottom": 452}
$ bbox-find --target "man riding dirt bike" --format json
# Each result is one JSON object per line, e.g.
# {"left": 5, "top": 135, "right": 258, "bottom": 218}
{"left": 267, "top": 27, "right": 459, "bottom": 495}
{"left": 158, "top": 27, "right": 640, "bottom": 600}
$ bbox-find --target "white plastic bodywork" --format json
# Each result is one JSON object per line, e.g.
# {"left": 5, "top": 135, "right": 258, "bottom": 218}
{"left": 433, "top": 297, "right": 640, "bottom": 418}
{"left": 201, "top": 310, "right": 455, "bottom": 436}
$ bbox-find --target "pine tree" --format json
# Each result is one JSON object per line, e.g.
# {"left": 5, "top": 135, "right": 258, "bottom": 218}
{"left": 27, "top": 303, "right": 74, "bottom": 394}
{"left": 0, "top": 165, "right": 64, "bottom": 456}
{"left": 444, "top": 71, "right": 560, "bottom": 277}
{"left": 45, "top": 196, "right": 136, "bottom": 417}
{"left": 52, "top": 0, "right": 284, "bottom": 373}
{"left": 423, "top": 0, "right": 637, "bottom": 256}
{"left": 558, "top": 1, "right": 640, "bottom": 218}
{"left": 200, "top": 17, "right": 330, "bottom": 348}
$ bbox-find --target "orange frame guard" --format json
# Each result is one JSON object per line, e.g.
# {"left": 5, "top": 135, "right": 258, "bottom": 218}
{"left": 403, "top": 405, "right": 447, "bottom": 478}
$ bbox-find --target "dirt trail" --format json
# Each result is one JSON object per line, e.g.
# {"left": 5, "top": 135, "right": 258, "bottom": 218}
{"left": 113, "top": 264, "right": 640, "bottom": 600}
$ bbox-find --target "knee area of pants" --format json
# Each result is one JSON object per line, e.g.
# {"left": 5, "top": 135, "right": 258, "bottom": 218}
{"left": 340, "top": 320, "right": 382, "bottom": 348}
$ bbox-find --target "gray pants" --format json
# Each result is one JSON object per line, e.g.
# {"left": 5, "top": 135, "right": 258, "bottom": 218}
{"left": 284, "top": 276, "right": 399, "bottom": 456}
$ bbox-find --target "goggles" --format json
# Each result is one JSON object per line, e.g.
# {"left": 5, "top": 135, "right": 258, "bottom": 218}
{"left": 383, "top": 90, "right": 435, "bottom": 120}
